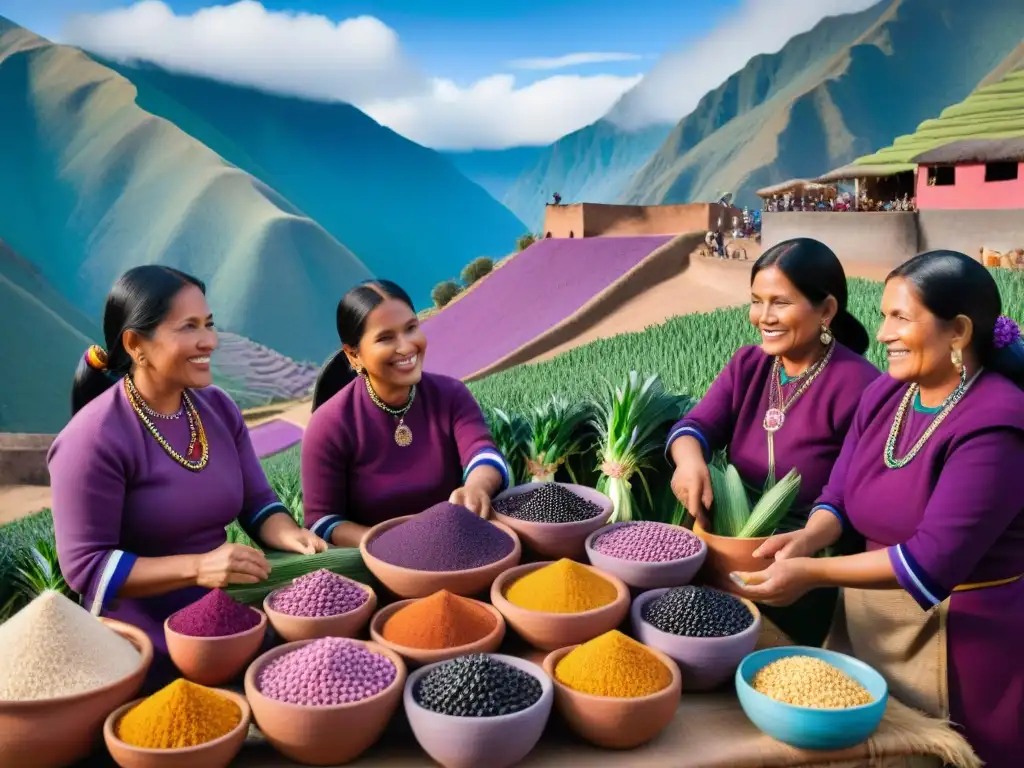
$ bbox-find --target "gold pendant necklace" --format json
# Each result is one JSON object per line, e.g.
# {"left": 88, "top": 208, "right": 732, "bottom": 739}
{"left": 363, "top": 376, "right": 416, "bottom": 447}
{"left": 124, "top": 376, "right": 209, "bottom": 471}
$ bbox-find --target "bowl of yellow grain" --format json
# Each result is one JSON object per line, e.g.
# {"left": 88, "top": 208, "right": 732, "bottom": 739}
{"left": 103, "top": 680, "right": 251, "bottom": 768}
{"left": 542, "top": 630, "right": 681, "bottom": 749}
{"left": 489, "top": 559, "right": 630, "bottom": 651}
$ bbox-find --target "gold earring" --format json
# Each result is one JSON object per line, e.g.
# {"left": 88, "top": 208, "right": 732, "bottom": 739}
{"left": 819, "top": 324, "right": 834, "bottom": 346}
{"left": 951, "top": 348, "right": 963, "bottom": 371}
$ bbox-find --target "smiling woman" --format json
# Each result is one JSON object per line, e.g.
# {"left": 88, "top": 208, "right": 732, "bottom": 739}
{"left": 302, "top": 279, "right": 511, "bottom": 548}
{"left": 664, "top": 238, "right": 879, "bottom": 646}
{"left": 48, "top": 265, "right": 325, "bottom": 691}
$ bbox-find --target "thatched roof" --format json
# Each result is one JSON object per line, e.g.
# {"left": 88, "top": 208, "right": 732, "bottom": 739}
{"left": 755, "top": 179, "right": 836, "bottom": 198}
{"left": 911, "top": 137, "right": 1024, "bottom": 165}
{"left": 812, "top": 163, "right": 915, "bottom": 183}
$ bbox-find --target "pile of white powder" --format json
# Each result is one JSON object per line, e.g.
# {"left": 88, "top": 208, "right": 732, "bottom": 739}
{"left": 0, "top": 590, "right": 141, "bottom": 700}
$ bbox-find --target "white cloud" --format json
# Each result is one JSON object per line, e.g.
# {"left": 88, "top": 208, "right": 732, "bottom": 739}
{"left": 509, "top": 52, "right": 643, "bottom": 70}
{"left": 606, "top": 0, "right": 884, "bottom": 130}
{"left": 59, "top": 1, "right": 640, "bottom": 150}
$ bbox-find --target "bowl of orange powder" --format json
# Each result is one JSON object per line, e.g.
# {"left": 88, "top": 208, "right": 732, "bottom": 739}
{"left": 103, "top": 679, "right": 251, "bottom": 768}
{"left": 369, "top": 590, "right": 506, "bottom": 667}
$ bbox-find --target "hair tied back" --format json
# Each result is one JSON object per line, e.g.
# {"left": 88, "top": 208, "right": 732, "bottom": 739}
{"left": 85, "top": 345, "right": 109, "bottom": 372}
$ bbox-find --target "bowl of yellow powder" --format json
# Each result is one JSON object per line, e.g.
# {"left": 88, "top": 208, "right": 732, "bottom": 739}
{"left": 735, "top": 646, "right": 888, "bottom": 750}
{"left": 489, "top": 559, "right": 630, "bottom": 651}
{"left": 542, "top": 630, "right": 681, "bottom": 750}
{"left": 103, "top": 679, "right": 250, "bottom": 768}
{"left": 0, "top": 591, "right": 153, "bottom": 768}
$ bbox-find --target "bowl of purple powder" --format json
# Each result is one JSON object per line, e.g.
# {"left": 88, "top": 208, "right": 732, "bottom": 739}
{"left": 244, "top": 637, "right": 407, "bottom": 765}
{"left": 361, "top": 502, "right": 522, "bottom": 598}
{"left": 492, "top": 482, "right": 613, "bottom": 560}
{"left": 585, "top": 521, "right": 707, "bottom": 589}
{"left": 164, "top": 589, "right": 267, "bottom": 686}
{"left": 263, "top": 569, "right": 377, "bottom": 642}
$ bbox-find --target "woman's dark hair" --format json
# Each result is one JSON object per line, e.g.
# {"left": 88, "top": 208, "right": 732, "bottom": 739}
{"left": 71, "top": 266, "right": 206, "bottom": 415}
{"left": 311, "top": 280, "right": 416, "bottom": 411}
{"left": 751, "top": 237, "right": 870, "bottom": 355}
{"left": 888, "top": 250, "right": 1024, "bottom": 389}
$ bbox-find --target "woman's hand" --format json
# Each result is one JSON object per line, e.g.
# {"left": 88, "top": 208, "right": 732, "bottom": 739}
{"left": 731, "top": 557, "right": 819, "bottom": 607}
{"left": 752, "top": 530, "right": 817, "bottom": 561}
{"left": 273, "top": 526, "right": 329, "bottom": 556}
{"left": 194, "top": 543, "right": 272, "bottom": 589}
{"left": 669, "top": 445, "right": 713, "bottom": 530}
{"left": 450, "top": 485, "right": 493, "bottom": 518}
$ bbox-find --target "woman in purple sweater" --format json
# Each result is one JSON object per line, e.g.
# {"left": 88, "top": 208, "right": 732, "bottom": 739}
{"left": 666, "top": 238, "right": 880, "bottom": 645}
{"left": 302, "top": 280, "right": 510, "bottom": 548}
{"left": 48, "top": 266, "right": 326, "bottom": 684}
{"left": 736, "top": 251, "right": 1024, "bottom": 766}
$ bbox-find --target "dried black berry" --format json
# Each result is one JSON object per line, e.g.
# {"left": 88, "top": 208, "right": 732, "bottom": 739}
{"left": 493, "top": 483, "right": 602, "bottom": 524}
{"left": 641, "top": 586, "right": 754, "bottom": 638}
{"left": 413, "top": 654, "right": 543, "bottom": 717}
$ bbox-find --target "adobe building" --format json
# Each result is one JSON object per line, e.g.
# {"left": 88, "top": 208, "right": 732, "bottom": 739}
{"left": 912, "top": 137, "right": 1024, "bottom": 210}
{"left": 542, "top": 202, "right": 742, "bottom": 239}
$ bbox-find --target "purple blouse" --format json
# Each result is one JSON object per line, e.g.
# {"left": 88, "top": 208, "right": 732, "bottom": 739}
{"left": 47, "top": 382, "right": 287, "bottom": 654}
{"left": 301, "top": 372, "right": 509, "bottom": 537}
{"left": 813, "top": 372, "right": 1024, "bottom": 610}
{"left": 666, "top": 344, "right": 880, "bottom": 510}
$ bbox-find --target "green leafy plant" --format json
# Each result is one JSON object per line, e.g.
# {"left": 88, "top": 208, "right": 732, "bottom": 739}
{"left": 431, "top": 280, "right": 462, "bottom": 308}
{"left": 483, "top": 407, "right": 530, "bottom": 487}
{"left": 461, "top": 256, "right": 494, "bottom": 286}
{"left": 516, "top": 233, "right": 537, "bottom": 251}
{"left": 706, "top": 465, "right": 802, "bottom": 538}
{"left": 524, "top": 397, "right": 593, "bottom": 482}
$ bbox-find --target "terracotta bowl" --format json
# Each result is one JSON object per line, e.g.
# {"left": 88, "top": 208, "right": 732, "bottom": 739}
{"left": 263, "top": 577, "right": 377, "bottom": 642}
{"left": 404, "top": 653, "right": 553, "bottom": 768}
{"left": 490, "top": 561, "right": 630, "bottom": 651}
{"left": 491, "top": 482, "right": 613, "bottom": 560}
{"left": 360, "top": 515, "right": 522, "bottom": 598}
{"left": 542, "top": 643, "right": 681, "bottom": 749}
{"left": 103, "top": 687, "right": 250, "bottom": 768}
{"left": 631, "top": 587, "right": 762, "bottom": 691}
{"left": 164, "top": 608, "right": 267, "bottom": 686}
{"left": 693, "top": 522, "right": 770, "bottom": 593}
{"left": 244, "top": 638, "right": 406, "bottom": 766}
{"left": 0, "top": 618, "right": 153, "bottom": 768}
{"left": 369, "top": 597, "right": 506, "bottom": 667}
{"left": 585, "top": 521, "right": 707, "bottom": 589}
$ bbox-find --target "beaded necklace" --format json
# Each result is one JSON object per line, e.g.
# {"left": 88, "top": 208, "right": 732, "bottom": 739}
{"left": 363, "top": 375, "right": 416, "bottom": 447}
{"left": 124, "top": 376, "right": 209, "bottom": 471}
{"left": 884, "top": 368, "right": 983, "bottom": 470}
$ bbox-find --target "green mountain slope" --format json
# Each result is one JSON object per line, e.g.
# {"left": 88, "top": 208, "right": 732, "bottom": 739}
{"left": 623, "top": 0, "right": 1024, "bottom": 207}
{"left": 0, "top": 19, "right": 373, "bottom": 363}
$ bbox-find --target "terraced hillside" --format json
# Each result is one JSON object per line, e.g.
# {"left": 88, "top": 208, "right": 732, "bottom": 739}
{"left": 213, "top": 333, "right": 319, "bottom": 410}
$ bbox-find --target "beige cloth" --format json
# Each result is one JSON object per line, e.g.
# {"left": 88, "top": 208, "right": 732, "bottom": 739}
{"left": 231, "top": 617, "right": 979, "bottom": 768}
{"left": 827, "top": 588, "right": 949, "bottom": 720}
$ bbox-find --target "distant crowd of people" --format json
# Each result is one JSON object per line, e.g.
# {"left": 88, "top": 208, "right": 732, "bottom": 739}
{"left": 763, "top": 191, "right": 917, "bottom": 213}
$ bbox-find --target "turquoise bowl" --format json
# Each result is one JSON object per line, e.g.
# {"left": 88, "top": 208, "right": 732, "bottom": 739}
{"left": 735, "top": 646, "right": 888, "bottom": 750}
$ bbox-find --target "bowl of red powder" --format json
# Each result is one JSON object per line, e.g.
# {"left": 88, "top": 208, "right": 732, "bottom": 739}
{"left": 360, "top": 502, "right": 522, "bottom": 598}
{"left": 244, "top": 637, "right": 407, "bottom": 765}
{"left": 164, "top": 589, "right": 267, "bottom": 686}
{"left": 263, "top": 569, "right": 377, "bottom": 642}
{"left": 369, "top": 590, "right": 506, "bottom": 667}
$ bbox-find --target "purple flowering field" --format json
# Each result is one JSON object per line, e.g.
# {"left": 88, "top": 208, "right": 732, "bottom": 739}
{"left": 421, "top": 236, "right": 672, "bottom": 379}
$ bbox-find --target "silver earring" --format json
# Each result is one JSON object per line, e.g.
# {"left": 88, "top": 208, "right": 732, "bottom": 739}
{"left": 819, "top": 324, "right": 834, "bottom": 346}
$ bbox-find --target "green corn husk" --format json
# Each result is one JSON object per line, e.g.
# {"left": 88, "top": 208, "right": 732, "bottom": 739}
{"left": 223, "top": 547, "right": 373, "bottom": 605}
{"left": 524, "top": 397, "right": 593, "bottom": 482}
{"left": 708, "top": 464, "right": 751, "bottom": 537}
{"left": 483, "top": 407, "right": 530, "bottom": 487}
{"left": 737, "top": 468, "right": 802, "bottom": 538}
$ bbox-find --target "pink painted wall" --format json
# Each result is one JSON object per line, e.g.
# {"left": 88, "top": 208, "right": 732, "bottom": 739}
{"left": 916, "top": 162, "right": 1024, "bottom": 210}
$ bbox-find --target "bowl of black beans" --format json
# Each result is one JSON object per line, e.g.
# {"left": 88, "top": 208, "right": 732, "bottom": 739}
{"left": 491, "top": 482, "right": 612, "bottom": 560}
{"left": 631, "top": 586, "right": 761, "bottom": 691}
{"left": 403, "top": 653, "right": 553, "bottom": 768}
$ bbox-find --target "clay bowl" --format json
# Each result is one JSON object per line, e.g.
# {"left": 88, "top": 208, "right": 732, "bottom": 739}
{"left": 164, "top": 608, "right": 267, "bottom": 686}
{"left": 490, "top": 561, "right": 630, "bottom": 651}
{"left": 244, "top": 638, "right": 406, "bottom": 766}
{"left": 585, "top": 521, "right": 707, "bottom": 589}
{"left": 631, "top": 587, "right": 762, "bottom": 691}
{"left": 0, "top": 618, "right": 153, "bottom": 768}
{"left": 542, "top": 643, "right": 681, "bottom": 749}
{"left": 404, "top": 654, "right": 553, "bottom": 768}
{"left": 693, "top": 522, "right": 770, "bottom": 593}
{"left": 263, "top": 577, "right": 377, "bottom": 642}
{"left": 491, "top": 482, "right": 613, "bottom": 560}
{"left": 369, "top": 597, "right": 506, "bottom": 667}
{"left": 103, "top": 687, "right": 250, "bottom": 768}
{"left": 360, "top": 514, "right": 522, "bottom": 598}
